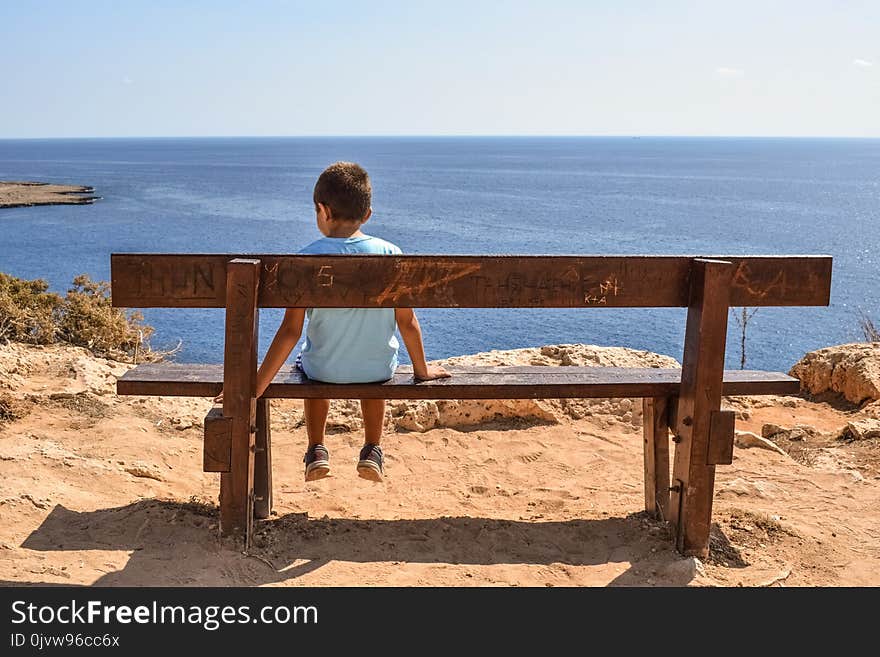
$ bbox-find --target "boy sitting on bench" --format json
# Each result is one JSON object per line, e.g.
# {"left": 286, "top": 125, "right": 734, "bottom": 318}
{"left": 216, "top": 161, "right": 449, "bottom": 482}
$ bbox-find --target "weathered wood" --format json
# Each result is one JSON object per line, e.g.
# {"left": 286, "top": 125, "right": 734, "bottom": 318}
{"left": 643, "top": 397, "right": 671, "bottom": 520}
{"left": 110, "top": 254, "right": 832, "bottom": 309}
{"left": 203, "top": 407, "right": 232, "bottom": 472}
{"left": 667, "top": 394, "right": 679, "bottom": 435}
{"left": 219, "top": 259, "right": 260, "bottom": 544}
{"left": 706, "top": 410, "right": 736, "bottom": 466}
{"left": 670, "top": 259, "right": 733, "bottom": 558}
{"left": 253, "top": 398, "right": 272, "bottom": 520}
{"left": 117, "top": 364, "right": 800, "bottom": 400}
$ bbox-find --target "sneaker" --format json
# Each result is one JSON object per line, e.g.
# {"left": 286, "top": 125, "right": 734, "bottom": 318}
{"left": 303, "top": 444, "right": 330, "bottom": 481}
{"left": 357, "top": 444, "right": 384, "bottom": 482}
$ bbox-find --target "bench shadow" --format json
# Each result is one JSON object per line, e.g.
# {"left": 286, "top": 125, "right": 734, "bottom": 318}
{"left": 7, "top": 499, "right": 717, "bottom": 587}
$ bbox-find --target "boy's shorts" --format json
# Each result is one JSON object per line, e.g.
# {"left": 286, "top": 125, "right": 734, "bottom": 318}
{"left": 294, "top": 353, "right": 394, "bottom": 384}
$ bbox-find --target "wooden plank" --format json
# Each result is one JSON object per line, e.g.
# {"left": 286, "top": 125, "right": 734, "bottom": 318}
{"left": 110, "top": 254, "right": 832, "bottom": 309}
{"left": 117, "top": 364, "right": 800, "bottom": 399}
{"left": 203, "top": 407, "right": 232, "bottom": 472}
{"left": 253, "top": 398, "right": 272, "bottom": 520}
{"left": 218, "top": 259, "right": 260, "bottom": 545}
{"left": 667, "top": 394, "right": 679, "bottom": 435}
{"left": 706, "top": 410, "right": 736, "bottom": 466}
{"left": 670, "top": 259, "right": 733, "bottom": 558}
{"left": 642, "top": 397, "right": 671, "bottom": 520}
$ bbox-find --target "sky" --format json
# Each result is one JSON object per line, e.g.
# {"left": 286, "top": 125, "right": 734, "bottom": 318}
{"left": 2, "top": 0, "right": 878, "bottom": 138}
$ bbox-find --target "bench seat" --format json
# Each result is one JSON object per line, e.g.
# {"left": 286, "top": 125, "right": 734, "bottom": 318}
{"left": 117, "top": 363, "right": 799, "bottom": 400}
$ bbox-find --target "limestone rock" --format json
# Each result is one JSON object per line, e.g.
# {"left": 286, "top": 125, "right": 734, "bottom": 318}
{"left": 393, "top": 398, "right": 557, "bottom": 432}
{"left": 790, "top": 342, "right": 880, "bottom": 405}
{"left": 717, "top": 477, "right": 783, "bottom": 499}
{"left": 388, "top": 344, "right": 681, "bottom": 432}
{"left": 761, "top": 423, "right": 822, "bottom": 442}
{"left": 861, "top": 401, "right": 880, "bottom": 420}
{"left": 124, "top": 462, "right": 164, "bottom": 481}
{"left": 841, "top": 418, "right": 880, "bottom": 441}
{"left": 734, "top": 430, "right": 789, "bottom": 456}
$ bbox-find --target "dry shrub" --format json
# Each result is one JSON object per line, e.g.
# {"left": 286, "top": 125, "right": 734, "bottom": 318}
{"left": 57, "top": 274, "right": 155, "bottom": 359}
{"left": 0, "top": 272, "right": 61, "bottom": 344}
{"left": 0, "top": 272, "right": 158, "bottom": 361}
{"left": 0, "top": 393, "right": 32, "bottom": 425}
{"left": 858, "top": 308, "right": 879, "bottom": 342}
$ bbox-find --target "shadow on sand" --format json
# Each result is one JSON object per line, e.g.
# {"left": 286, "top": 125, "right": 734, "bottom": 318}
{"left": 5, "top": 499, "right": 744, "bottom": 587}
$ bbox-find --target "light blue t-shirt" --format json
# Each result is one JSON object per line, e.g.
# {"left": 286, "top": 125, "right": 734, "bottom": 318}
{"left": 297, "top": 234, "right": 402, "bottom": 384}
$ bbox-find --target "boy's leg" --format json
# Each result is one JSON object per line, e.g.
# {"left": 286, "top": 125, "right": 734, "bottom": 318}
{"left": 303, "top": 399, "right": 331, "bottom": 481}
{"left": 357, "top": 399, "right": 385, "bottom": 482}
{"left": 304, "top": 398, "right": 330, "bottom": 447}
{"left": 360, "top": 399, "right": 385, "bottom": 445}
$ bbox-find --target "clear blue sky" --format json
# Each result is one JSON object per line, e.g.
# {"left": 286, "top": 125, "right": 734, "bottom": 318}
{"left": 2, "top": 0, "right": 878, "bottom": 138}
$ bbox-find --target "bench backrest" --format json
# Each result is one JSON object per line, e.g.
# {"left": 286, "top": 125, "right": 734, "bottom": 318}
{"left": 111, "top": 254, "right": 832, "bottom": 309}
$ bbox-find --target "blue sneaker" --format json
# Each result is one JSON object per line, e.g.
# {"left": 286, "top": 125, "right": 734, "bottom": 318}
{"left": 303, "top": 444, "right": 330, "bottom": 481}
{"left": 357, "top": 444, "right": 384, "bottom": 482}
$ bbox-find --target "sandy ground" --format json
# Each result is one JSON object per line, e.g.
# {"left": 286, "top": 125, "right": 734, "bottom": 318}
{"left": 0, "top": 181, "right": 99, "bottom": 208}
{"left": 0, "top": 344, "right": 878, "bottom": 587}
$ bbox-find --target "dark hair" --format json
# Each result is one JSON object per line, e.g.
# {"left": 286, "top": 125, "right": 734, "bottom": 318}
{"left": 313, "top": 161, "right": 372, "bottom": 221}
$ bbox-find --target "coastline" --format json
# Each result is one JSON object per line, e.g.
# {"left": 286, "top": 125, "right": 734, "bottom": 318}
{"left": 0, "top": 181, "right": 100, "bottom": 209}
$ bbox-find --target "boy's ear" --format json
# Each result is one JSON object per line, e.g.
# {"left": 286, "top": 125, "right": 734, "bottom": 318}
{"left": 362, "top": 207, "right": 372, "bottom": 224}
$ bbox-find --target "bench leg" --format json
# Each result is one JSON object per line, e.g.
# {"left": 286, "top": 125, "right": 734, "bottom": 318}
{"left": 643, "top": 396, "right": 672, "bottom": 520}
{"left": 254, "top": 398, "right": 273, "bottom": 520}
{"left": 669, "top": 259, "right": 732, "bottom": 558}
{"left": 219, "top": 258, "right": 261, "bottom": 547}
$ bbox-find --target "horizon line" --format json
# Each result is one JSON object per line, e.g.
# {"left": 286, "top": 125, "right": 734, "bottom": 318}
{"left": 2, "top": 134, "right": 880, "bottom": 141}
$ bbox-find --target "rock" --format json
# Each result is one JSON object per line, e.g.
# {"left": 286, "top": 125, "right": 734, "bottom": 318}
{"left": 171, "top": 419, "right": 194, "bottom": 431}
{"left": 790, "top": 343, "right": 880, "bottom": 405}
{"left": 861, "top": 401, "right": 880, "bottom": 420}
{"left": 761, "top": 423, "right": 786, "bottom": 438}
{"left": 717, "top": 477, "right": 783, "bottom": 499}
{"left": 395, "top": 401, "right": 441, "bottom": 432}
{"left": 20, "top": 493, "right": 51, "bottom": 509}
{"left": 659, "top": 556, "right": 708, "bottom": 585}
{"left": 124, "top": 462, "right": 164, "bottom": 481}
{"left": 842, "top": 418, "right": 880, "bottom": 441}
{"left": 734, "top": 431, "right": 789, "bottom": 456}
{"left": 761, "top": 423, "right": 822, "bottom": 442}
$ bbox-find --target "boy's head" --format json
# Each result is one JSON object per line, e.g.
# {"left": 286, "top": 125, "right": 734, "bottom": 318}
{"left": 313, "top": 161, "right": 372, "bottom": 224}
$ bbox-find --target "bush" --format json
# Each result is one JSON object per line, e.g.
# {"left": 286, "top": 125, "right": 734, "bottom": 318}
{"left": 858, "top": 308, "right": 879, "bottom": 342}
{"left": 0, "top": 272, "right": 62, "bottom": 344}
{"left": 0, "top": 271, "right": 157, "bottom": 361}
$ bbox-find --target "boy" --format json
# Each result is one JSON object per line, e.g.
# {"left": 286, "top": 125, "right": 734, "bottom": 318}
{"left": 218, "top": 162, "right": 449, "bottom": 483}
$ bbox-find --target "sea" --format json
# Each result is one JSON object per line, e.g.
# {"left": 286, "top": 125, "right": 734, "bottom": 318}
{"left": 0, "top": 136, "right": 877, "bottom": 372}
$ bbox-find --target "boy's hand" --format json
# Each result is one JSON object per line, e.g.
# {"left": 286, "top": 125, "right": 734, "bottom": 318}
{"left": 213, "top": 390, "right": 224, "bottom": 404}
{"left": 413, "top": 364, "right": 451, "bottom": 381}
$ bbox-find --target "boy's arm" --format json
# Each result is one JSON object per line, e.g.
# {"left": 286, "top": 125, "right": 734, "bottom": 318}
{"left": 213, "top": 307, "right": 306, "bottom": 402}
{"left": 394, "top": 308, "right": 450, "bottom": 381}
{"left": 255, "top": 307, "right": 306, "bottom": 397}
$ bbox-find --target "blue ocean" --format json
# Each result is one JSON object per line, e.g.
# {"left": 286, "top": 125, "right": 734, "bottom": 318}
{"left": 0, "top": 137, "right": 877, "bottom": 372}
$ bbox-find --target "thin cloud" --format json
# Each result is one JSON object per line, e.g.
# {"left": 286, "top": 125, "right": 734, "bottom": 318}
{"left": 852, "top": 58, "right": 874, "bottom": 68}
{"left": 122, "top": 76, "right": 133, "bottom": 85}
{"left": 715, "top": 67, "right": 744, "bottom": 78}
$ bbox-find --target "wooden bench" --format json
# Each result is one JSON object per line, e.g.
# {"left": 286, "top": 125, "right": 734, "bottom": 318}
{"left": 111, "top": 254, "right": 832, "bottom": 557}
